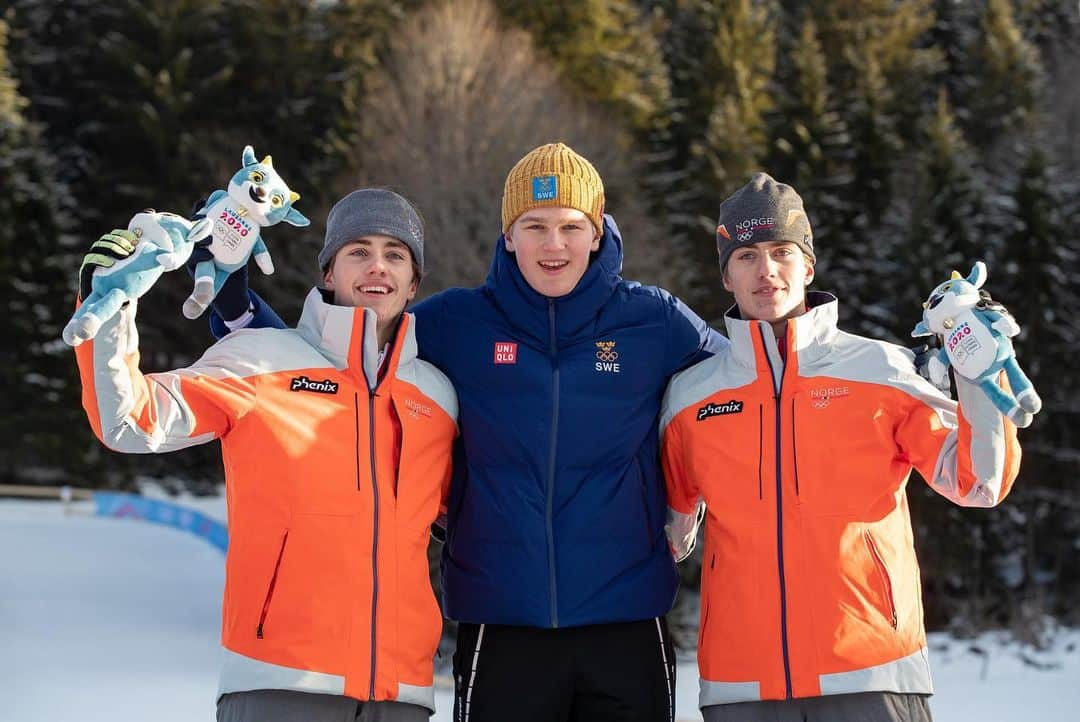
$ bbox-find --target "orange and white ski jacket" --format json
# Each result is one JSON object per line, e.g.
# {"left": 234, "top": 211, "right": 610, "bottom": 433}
{"left": 659, "top": 293, "right": 1020, "bottom": 708}
{"left": 75, "top": 288, "right": 458, "bottom": 712}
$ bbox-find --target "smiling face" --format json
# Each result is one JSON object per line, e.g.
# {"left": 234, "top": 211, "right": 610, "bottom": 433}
{"left": 505, "top": 207, "right": 601, "bottom": 298}
{"left": 323, "top": 235, "right": 419, "bottom": 347}
{"left": 723, "top": 241, "right": 814, "bottom": 336}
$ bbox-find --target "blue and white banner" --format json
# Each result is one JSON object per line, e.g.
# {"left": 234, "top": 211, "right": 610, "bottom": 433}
{"left": 92, "top": 492, "right": 228, "bottom": 553}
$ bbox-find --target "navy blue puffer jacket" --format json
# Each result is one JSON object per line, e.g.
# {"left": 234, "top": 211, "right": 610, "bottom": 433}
{"left": 412, "top": 216, "right": 726, "bottom": 627}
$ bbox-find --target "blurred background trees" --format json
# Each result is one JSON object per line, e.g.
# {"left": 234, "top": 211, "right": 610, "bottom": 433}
{"left": 2, "top": 0, "right": 1077, "bottom": 641}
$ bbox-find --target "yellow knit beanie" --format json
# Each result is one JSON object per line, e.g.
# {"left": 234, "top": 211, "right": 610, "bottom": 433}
{"left": 501, "top": 143, "right": 605, "bottom": 234}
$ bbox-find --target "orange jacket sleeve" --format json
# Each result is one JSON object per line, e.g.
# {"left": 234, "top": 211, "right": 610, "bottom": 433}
{"left": 75, "top": 299, "right": 257, "bottom": 454}
{"left": 896, "top": 372, "right": 1021, "bottom": 507}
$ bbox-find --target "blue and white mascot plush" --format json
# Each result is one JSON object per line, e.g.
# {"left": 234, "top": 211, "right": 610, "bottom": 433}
{"left": 912, "top": 261, "right": 1042, "bottom": 427}
{"left": 63, "top": 210, "right": 209, "bottom": 346}
{"left": 182, "top": 145, "right": 310, "bottom": 319}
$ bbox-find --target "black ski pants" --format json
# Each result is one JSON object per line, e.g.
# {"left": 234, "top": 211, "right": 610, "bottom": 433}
{"left": 452, "top": 617, "right": 676, "bottom": 722}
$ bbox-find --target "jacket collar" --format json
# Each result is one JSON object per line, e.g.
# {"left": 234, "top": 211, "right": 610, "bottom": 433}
{"left": 295, "top": 287, "right": 416, "bottom": 389}
{"left": 483, "top": 214, "right": 624, "bottom": 346}
{"left": 723, "top": 291, "right": 840, "bottom": 375}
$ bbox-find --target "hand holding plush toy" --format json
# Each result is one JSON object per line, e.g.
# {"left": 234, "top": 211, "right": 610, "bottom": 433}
{"left": 63, "top": 210, "right": 210, "bottom": 346}
{"left": 182, "top": 145, "right": 309, "bottom": 319}
{"left": 911, "top": 261, "right": 1042, "bottom": 427}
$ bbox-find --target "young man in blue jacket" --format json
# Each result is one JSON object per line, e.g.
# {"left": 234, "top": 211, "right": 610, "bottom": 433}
{"left": 180, "top": 143, "right": 728, "bottom": 721}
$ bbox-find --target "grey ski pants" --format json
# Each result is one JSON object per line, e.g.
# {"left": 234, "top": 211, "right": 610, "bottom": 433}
{"left": 217, "top": 689, "right": 429, "bottom": 722}
{"left": 702, "top": 692, "right": 932, "bottom": 722}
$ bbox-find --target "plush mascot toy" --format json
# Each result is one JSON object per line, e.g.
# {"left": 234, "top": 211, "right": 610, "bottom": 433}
{"left": 911, "top": 261, "right": 1041, "bottom": 427}
{"left": 182, "top": 145, "right": 310, "bottom": 319}
{"left": 63, "top": 210, "right": 208, "bottom": 346}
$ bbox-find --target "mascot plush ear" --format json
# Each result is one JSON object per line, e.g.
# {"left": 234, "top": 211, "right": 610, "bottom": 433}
{"left": 911, "top": 261, "right": 1041, "bottom": 427}
{"left": 283, "top": 206, "right": 310, "bottom": 227}
{"left": 182, "top": 145, "right": 307, "bottom": 319}
{"left": 966, "top": 261, "right": 987, "bottom": 288}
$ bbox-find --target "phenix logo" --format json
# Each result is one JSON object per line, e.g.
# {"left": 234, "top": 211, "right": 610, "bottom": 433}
{"left": 697, "top": 400, "right": 744, "bottom": 420}
{"left": 290, "top": 376, "right": 339, "bottom": 394}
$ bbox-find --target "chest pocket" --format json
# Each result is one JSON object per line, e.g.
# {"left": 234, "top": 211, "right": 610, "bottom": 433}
{"left": 691, "top": 400, "right": 766, "bottom": 509}
{"left": 245, "top": 373, "right": 364, "bottom": 515}
{"left": 791, "top": 386, "right": 899, "bottom": 515}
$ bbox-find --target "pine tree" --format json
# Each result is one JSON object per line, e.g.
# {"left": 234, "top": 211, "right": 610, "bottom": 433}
{"left": 989, "top": 148, "right": 1080, "bottom": 632}
{"left": 967, "top": 0, "right": 1042, "bottom": 148}
{"left": 1012, "top": 0, "right": 1080, "bottom": 69}
{"left": 0, "top": 17, "right": 86, "bottom": 485}
{"left": 639, "top": 0, "right": 732, "bottom": 325}
{"left": 796, "top": 0, "right": 941, "bottom": 335}
{"left": 926, "top": 0, "right": 981, "bottom": 129}
{"left": 646, "top": 0, "right": 779, "bottom": 322}
{"left": 892, "top": 88, "right": 983, "bottom": 334}
{"left": 495, "top": 0, "right": 671, "bottom": 134}
{"left": 694, "top": 0, "right": 777, "bottom": 191}
{"left": 765, "top": 13, "right": 851, "bottom": 299}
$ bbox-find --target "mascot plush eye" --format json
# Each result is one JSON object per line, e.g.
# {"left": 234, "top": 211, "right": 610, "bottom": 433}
{"left": 942, "top": 283, "right": 953, "bottom": 291}
{"left": 270, "top": 194, "right": 283, "bottom": 208}
{"left": 250, "top": 171, "right": 266, "bottom": 184}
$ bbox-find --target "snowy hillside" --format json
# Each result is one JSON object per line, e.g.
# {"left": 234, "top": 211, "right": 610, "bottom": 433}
{"left": 2, "top": 497, "right": 1077, "bottom": 722}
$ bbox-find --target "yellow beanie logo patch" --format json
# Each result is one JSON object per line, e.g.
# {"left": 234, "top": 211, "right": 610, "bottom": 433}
{"left": 532, "top": 176, "right": 558, "bottom": 201}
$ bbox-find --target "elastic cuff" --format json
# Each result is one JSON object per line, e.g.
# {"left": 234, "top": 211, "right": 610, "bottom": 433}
{"left": 223, "top": 306, "right": 255, "bottom": 331}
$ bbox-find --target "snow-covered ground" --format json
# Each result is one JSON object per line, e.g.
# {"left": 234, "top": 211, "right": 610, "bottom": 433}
{"left": 2, "top": 496, "right": 1077, "bottom": 722}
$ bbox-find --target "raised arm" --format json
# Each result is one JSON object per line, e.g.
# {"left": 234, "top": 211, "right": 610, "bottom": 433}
{"left": 896, "top": 372, "right": 1021, "bottom": 508}
{"left": 76, "top": 298, "right": 257, "bottom": 454}
{"left": 71, "top": 223, "right": 257, "bottom": 454}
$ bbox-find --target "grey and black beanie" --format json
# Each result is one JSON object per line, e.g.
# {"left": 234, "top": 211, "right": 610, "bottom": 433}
{"left": 319, "top": 188, "right": 424, "bottom": 273}
{"left": 715, "top": 172, "right": 814, "bottom": 270}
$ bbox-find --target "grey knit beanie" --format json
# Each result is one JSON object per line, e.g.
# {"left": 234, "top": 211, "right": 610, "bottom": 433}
{"left": 319, "top": 189, "right": 424, "bottom": 273}
{"left": 716, "top": 173, "right": 814, "bottom": 270}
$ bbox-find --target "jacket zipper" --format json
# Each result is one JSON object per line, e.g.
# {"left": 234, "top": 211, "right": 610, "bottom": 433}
{"left": 546, "top": 300, "right": 560, "bottom": 628}
{"left": 759, "top": 325, "right": 793, "bottom": 699}
{"left": 864, "top": 531, "right": 898, "bottom": 629}
{"left": 357, "top": 309, "right": 388, "bottom": 699}
{"left": 367, "top": 388, "right": 380, "bottom": 697}
{"left": 256, "top": 531, "right": 289, "bottom": 639}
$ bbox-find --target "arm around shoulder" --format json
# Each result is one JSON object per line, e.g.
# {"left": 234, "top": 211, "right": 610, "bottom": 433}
{"left": 660, "top": 288, "right": 727, "bottom": 374}
{"left": 410, "top": 291, "right": 449, "bottom": 366}
{"left": 209, "top": 289, "right": 286, "bottom": 340}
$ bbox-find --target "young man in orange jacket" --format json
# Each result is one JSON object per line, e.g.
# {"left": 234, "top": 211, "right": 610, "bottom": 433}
{"left": 73, "top": 190, "right": 458, "bottom": 722}
{"left": 660, "top": 173, "right": 1023, "bottom": 722}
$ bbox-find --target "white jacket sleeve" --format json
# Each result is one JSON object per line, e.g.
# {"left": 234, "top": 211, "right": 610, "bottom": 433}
{"left": 75, "top": 299, "right": 256, "bottom": 454}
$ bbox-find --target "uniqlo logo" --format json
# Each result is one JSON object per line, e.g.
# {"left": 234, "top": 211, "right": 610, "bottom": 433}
{"left": 494, "top": 342, "right": 518, "bottom": 364}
